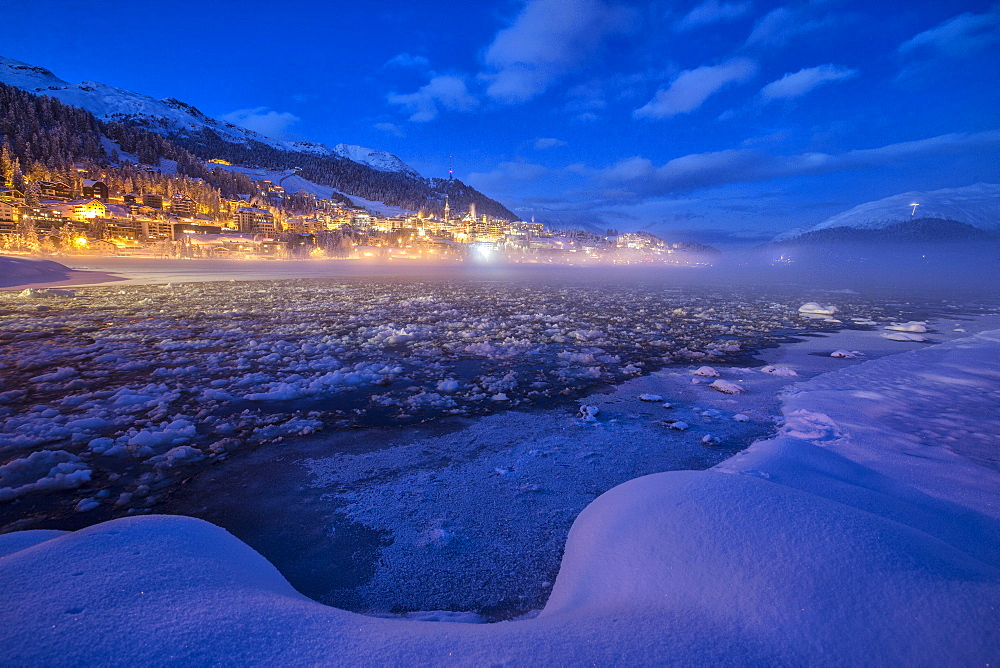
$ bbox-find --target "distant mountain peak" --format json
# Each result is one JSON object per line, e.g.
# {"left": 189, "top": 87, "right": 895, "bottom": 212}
{"left": 774, "top": 182, "right": 1000, "bottom": 241}
{"left": 0, "top": 54, "right": 428, "bottom": 179}
{"left": 333, "top": 143, "right": 420, "bottom": 178}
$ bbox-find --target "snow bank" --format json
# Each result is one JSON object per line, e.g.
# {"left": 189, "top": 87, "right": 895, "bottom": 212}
{"left": 1, "top": 330, "right": 998, "bottom": 663}
{"left": 0, "top": 256, "right": 72, "bottom": 288}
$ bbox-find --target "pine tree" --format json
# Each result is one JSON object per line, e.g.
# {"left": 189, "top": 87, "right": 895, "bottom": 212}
{"left": 11, "top": 158, "right": 24, "bottom": 191}
{"left": 25, "top": 182, "right": 40, "bottom": 207}
{"left": 0, "top": 143, "right": 13, "bottom": 187}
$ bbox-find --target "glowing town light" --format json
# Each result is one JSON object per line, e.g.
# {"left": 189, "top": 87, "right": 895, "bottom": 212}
{"left": 910, "top": 202, "right": 920, "bottom": 216}
{"left": 75, "top": 237, "right": 88, "bottom": 246}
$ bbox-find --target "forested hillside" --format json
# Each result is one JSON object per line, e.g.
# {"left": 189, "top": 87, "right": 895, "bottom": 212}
{"left": 0, "top": 82, "right": 516, "bottom": 220}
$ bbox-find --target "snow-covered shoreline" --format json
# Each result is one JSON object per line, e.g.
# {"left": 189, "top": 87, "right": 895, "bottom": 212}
{"left": 1, "top": 321, "right": 998, "bottom": 663}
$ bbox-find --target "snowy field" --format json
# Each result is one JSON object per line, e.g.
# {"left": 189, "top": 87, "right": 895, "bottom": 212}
{"left": 1, "top": 321, "right": 998, "bottom": 664}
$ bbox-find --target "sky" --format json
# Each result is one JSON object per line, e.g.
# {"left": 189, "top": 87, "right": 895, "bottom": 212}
{"left": 3, "top": 0, "right": 999, "bottom": 244}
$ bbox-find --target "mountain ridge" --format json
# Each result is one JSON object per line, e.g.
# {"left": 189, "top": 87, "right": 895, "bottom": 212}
{"left": 0, "top": 55, "right": 418, "bottom": 174}
{"left": 774, "top": 182, "right": 1000, "bottom": 242}
{"left": 0, "top": 56, "right": 516, "bottom": 220}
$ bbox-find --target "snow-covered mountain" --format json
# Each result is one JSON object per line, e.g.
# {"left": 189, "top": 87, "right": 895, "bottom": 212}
{"left": 0, "top": 56, "right": 421, "bottom": 178}
{"left": 775, "top": 183, "right": 1000, "bottom": 241}
{"left": 332, "top": 144, "right": 420, "bottom": 178}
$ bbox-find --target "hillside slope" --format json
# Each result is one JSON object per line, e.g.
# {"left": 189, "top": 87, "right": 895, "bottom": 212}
{"left": 0, "top": 56, "right": 515, "bottom": 219}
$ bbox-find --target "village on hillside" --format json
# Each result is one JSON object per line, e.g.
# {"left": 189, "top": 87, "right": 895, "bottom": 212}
{"left": 0, "top": 163, "right": 713, "bottom": 265}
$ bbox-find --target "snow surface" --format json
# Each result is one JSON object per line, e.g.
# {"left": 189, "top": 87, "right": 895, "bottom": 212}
{"left": 208, "top": 163, "right": 415, "bottom": 217}
{"left": 775, "top": 182, "right": 1000, "bottom": 240}
{"left": 0, "top": 256, "right": 72, "bottom": 287}
{"left": 1, "top": 328, "right": 998, "bottom": 663}
{"left": 333, "top": 143, "right": 421, "bottom": 178}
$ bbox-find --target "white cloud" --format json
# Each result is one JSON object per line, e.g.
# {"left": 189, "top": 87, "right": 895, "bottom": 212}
{"left": 634, "top": 59, "right": 757, "bottom": 119}
{"left": 467, "top": 161, "right": 549, "bottom": 194}
{"left": 481, "top": 0, "right": 634, "bottom": 104}
{"left": 387, "top": 75, "right": 478, "bottom": 122}
{"left": 594, "top": 130, "right": 1000, "bottom": 197}
{"left": 384, "top": 53, "right": 431, "bottom": 69}
{"left": 374, "top": 122, "right": 404, "bottom": 137}
{"left": 218, "top": 107, "right": 300, "bottom": 139}
{"left": 898, "top": 7, "right": 1000, "bottom": 58}
{"left": 760, "top": 64, "right": 857, "bottom": 101}
{"left": 534, "top": 137, "right": 568, "bottom": 150}
{"left": 675, "top": 0, "right": 752, "bottom": 31}
{"left": 745, "top": 5, "right": 838, "bottom": 47}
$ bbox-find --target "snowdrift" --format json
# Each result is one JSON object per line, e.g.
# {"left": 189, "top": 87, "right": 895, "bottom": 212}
{"left": 0, "top": 256, "right": 73, "bottom": 287}
{"left": 1, "top": 331, "right": 999, "bottom": 664}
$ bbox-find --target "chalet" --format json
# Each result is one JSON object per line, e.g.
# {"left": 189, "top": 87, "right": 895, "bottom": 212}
{"left": 82, "top": 179, "right": 110, "bottom": 200}
{"left": 48, "top": 199, "right": 108, "bottom": 222}
{"left": 82, "top": 239, "right": 120, "bottom": 255}
{"left": 169, "top": 194, "right": 197, "bottom": 218}
{"left": 123, "top": 193, "right": 141, "bottom": 205}
{"left": 38, "top": 181, "right": 72, "bottom": 200}
{"left": 0, "top": 189, "right": 24, "bottom": 203}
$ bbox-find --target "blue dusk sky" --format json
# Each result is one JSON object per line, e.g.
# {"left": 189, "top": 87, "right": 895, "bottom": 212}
{"left": 3, "top": 0, "right": 999, "bottom": 243}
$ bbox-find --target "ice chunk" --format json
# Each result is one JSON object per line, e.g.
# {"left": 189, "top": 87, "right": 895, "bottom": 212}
{"left": 638, "top": 393, "right": 664, "bottom": 401}
{"left": 692, "top": 366, "right": 719, "bottom": 377}
{"left": 885, "top": 322, "right": 928, "bottom": 333}
{"left": 16, "top": 288, "right": 75, "bottom": 299}
{"left": 0, "top": 451, "right": 92, "bottom": 501}
{"left": 159, "top": 446, "right": 206, "bottom": 467}
{"left": 760, "top": 365, "right": 798, "bottom": 376}
{"left": 436, "top": 379, "right": 460, "bottom": 393}
{"left": 709, "top": 380, "right": 744, "bottom": 394}
{"left": 830, "top": 350, "right": 862, "bottom": 359}
{"left": 75, "top": 498, "right": 100, "bottom": 512}
{"left": 578, "top": 405, "right": 600, "bottom": 422}
{"left": 798, "top": 302, "right": 837, "bottom": 315}
{"left": 882, "top": 332, "right": 928, "bottom": 342}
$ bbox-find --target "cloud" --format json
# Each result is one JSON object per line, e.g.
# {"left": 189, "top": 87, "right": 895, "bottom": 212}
{"left": 760, "top": 64, "right": 857, "bottom": 101}
{"left": 594, "top": 130, "right": 1000, "bottom": 198}
{"left": 374, "top": 122, "right": 404, "bottom": 137}
{"left": 745, "top": 5, "right": 838, "bottom": 47}
{"left": 675, "top": 0, "right": 752, "bottom": 31}
{"left": 218, "top": 107, "right": 300, "bottom": 139}
{"left": 634, "top": 59, "right": 757, "bottom": 119}
{"left": 384, "top": 53, "right": 431, "bottom": 69}
{"left": 898, "top": 7, "right": 1000, "bottom": 58}
{"left": 387, "top": 75, "right": 478, "bottom": 122}
{"left": 467, "top": 161, "right": 549, "bottom": 194}
{"left": 534, "top": 137, "right": 568, "bottom": 150}
{"left": 481, "top": 0, "right": 634, "bottom": 104}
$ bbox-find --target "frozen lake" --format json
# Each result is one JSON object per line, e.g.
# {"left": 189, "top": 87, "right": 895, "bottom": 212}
{"left": 2, "top": 262, "right": 998, "bottom": 618}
